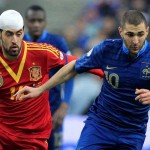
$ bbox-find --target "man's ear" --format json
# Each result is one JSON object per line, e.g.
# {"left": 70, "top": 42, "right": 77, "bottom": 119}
{"left": 146, "top": 26, "right": 149, "bottom": 36}
{"left": 118, "top": 26, "right": 123, "bottom": 38}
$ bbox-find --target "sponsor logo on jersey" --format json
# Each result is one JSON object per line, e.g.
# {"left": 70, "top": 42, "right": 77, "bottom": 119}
{"left": 106, "top": 65, "right": 117, "bottom": 70}
{"left": 0, "top": 76, "right": 3, "bottom": 87}
{"left": 29, "top": 66, "right": 42, "bottom": 81}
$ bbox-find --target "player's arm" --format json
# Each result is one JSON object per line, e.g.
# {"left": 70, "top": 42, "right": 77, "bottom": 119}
{"left": 41, "top": 60, "right": 77, "bottom": 91}
{"left": 67, "top": 55, "right": 104, "bottom": 78}
{"left": 15, "top": 60, "right": 77, "bottom": 100}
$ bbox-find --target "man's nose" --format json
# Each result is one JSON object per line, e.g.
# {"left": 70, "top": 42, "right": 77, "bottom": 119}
{"left": 132, "top": 36, "right": 139, "bottom": 44}
{"left": 11, "top": 35, "right": 17, "bottom": 43}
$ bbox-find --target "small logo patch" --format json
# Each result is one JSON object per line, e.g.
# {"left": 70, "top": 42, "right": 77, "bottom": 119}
{"left": 87, "top": 48, "right": 93, "bottom": 56}
{"left": 29, "top": 66, "right": 42, "bottom": 81}
{"left": 59, "top": 51, "right": 64, "bottom": 60}
{"left": 106, "top": 65, "right": 117, "bottom": 70}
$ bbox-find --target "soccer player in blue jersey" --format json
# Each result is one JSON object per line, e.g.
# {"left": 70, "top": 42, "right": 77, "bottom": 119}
{"left": 24, "top": 5, "right": 74, "bottom": 150}
{"left": 16, "top": 10, "right": 150, "bottom": 150}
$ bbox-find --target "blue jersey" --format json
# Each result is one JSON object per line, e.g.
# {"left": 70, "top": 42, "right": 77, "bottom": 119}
{"left": 24, "top": 31, "right": 73, "bottom": 113}
{"left": 75, "top": 39, "right": 150, "bottom": 133}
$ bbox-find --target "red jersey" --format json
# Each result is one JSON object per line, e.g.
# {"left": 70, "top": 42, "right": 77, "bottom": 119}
{"left": 0, "top": 41, "right": 67, "bottom": 139}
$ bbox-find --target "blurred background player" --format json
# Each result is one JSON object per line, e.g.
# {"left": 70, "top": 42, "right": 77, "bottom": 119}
{"left": 24, "top": 5, "right": 74, "bottom": 150}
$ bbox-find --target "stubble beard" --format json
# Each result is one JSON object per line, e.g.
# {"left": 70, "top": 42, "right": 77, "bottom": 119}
{"left": 1, "top": 40, "right": 21, "bottom": 57}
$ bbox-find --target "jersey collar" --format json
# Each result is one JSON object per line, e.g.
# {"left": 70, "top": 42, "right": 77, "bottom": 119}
{"left": 25, "top": 30, "right": 48, "bottom": 42}
{"left": 123, "top": 40, "right": 148, "bottom": 57}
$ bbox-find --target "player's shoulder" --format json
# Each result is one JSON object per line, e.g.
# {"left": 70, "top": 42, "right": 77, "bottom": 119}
{"left": 101, "top": 39, "right": 122, "bottom": 48}
{"left": 25, "top": 41, "right": 43, "bottom": 50}
{"left": 92, "top": 39, "right": 122, "bottom": 54}
{"left": 24, "top": 41, "right": 60, "bottom": 59}
{"left": 46, "top": 32, "right": 69, "bottom": 53}
{"left": 46, "top": 32, "right": 64, "bottom": 41}
{"left": 24, "top": 41, "right": 59, "bottom": 52}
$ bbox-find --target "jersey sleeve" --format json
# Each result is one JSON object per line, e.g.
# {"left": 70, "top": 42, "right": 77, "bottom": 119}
{"left": 75, "top": 41, "right": 104, "bottom": 73}
{"left": 46, "top": 44, "right": 67, "bottom": 70}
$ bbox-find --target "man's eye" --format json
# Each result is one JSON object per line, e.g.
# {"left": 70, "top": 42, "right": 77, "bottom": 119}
{"left": 127, "top": 34, "right": 134, "bottom": 37}
{"left": 6, "top": 32, "right": 13, "bottom": 36}
{"left": 137, "top": 34, "right": 144, "bottom": 37}
{"left": 16, "top": 32, "right": 22, "bottom": 37}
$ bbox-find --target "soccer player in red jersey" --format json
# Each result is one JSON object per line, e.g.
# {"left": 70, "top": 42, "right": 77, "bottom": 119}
{"left": 0, "top": 10, "right": 103, "bottom": 150}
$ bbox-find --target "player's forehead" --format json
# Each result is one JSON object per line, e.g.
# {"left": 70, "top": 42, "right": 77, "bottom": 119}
{"left": 123, "top": 22, "right": 147, "bottom": 33}
{"left": 27, "top": 10, "right": 45, "bottom": 19}
{"left": 4, "top": 28, "right": 24, "bottom": 34}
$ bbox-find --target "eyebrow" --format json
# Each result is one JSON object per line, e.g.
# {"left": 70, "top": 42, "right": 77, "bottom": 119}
{"left": 17, "top": 29, "right": 23, "bottom": 32}
{"left": 126, "top": 31, "right": 145, "bottom": 34}
{"left": 6, "top": 29, "right": 23, "bottom": 34}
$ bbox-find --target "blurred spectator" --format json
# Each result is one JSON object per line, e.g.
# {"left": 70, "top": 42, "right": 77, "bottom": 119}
{"left": 62, "top": 0, "right": 150, "bottom": 54}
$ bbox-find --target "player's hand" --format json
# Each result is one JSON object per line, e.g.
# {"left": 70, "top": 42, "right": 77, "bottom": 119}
{"left": 135, "top": 89, "right": 150, "bottom": 105}
{"left": 52, "top": 102, "right": 68, "bottom": 130}
{"left": 14, "top": 86, "right": 43, "bottom": 100}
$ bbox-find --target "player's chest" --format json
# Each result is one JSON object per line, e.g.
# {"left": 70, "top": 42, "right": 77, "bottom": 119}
{"left": 103, "top": 59, "right": 150, "bottom": 89}
{"left": 0, "top": 59, "right": 47, "bottom": 88}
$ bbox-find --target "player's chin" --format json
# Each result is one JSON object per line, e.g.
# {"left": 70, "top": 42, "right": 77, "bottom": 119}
{"left": 10, "top": 50, "right": 20, "bottom": 56}
{"left": 131, "top": 49, "right": 140, "bottom": 55}
{"left": 32, "top": 31, "right": 42, "bottom": 37}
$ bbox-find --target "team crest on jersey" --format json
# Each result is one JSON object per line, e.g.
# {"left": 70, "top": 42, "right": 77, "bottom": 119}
{"left": 141, "top": 62, "right": 150, "bottom": 79}
{"left": 29, "top": 66, "right": 42, "bottom": 81}
{"left": 0, "top": 76, "right": 3, "bottom": 87}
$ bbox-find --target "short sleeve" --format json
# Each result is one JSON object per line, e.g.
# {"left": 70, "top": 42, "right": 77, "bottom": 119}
{"left": 75, "top": 41, "right": 104, "bottom": 73}
{"left": 46, "top": 44, "right": 67, "bottom": 70}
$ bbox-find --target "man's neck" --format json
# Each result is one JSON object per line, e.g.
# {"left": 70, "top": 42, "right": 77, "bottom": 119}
{"left": 128, "top": 52, "right": 137, "bottom": 60}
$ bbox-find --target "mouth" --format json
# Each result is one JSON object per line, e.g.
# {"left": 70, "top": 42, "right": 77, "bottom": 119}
{"left": 10, "top": 45, "right": 19, "bottom": 51}
{"left": 131, "top": 46, "right": 140, "bottom": 51}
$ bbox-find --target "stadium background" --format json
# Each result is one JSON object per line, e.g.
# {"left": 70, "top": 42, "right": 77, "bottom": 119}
{"left": 0, "top": 0, "right": 150, "bottom": 149}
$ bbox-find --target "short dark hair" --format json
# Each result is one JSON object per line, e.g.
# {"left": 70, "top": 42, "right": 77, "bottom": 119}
{"left": 25, "top": 5, "right": 46, "bottom": 18}
{"left": 120, "top": 10, "right": 148, "bottom": 28}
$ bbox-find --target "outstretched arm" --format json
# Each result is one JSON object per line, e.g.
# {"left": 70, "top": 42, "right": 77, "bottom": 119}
{"left": 41, "top": 60, "right": 77, "bottom": 91}
{"left": 15, "top": 60, "right": 77, "bottom": 100}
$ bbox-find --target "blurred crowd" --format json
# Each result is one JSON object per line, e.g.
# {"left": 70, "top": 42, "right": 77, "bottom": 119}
{"left": 62, "top": 0, "right": 150, "bottom": 57}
